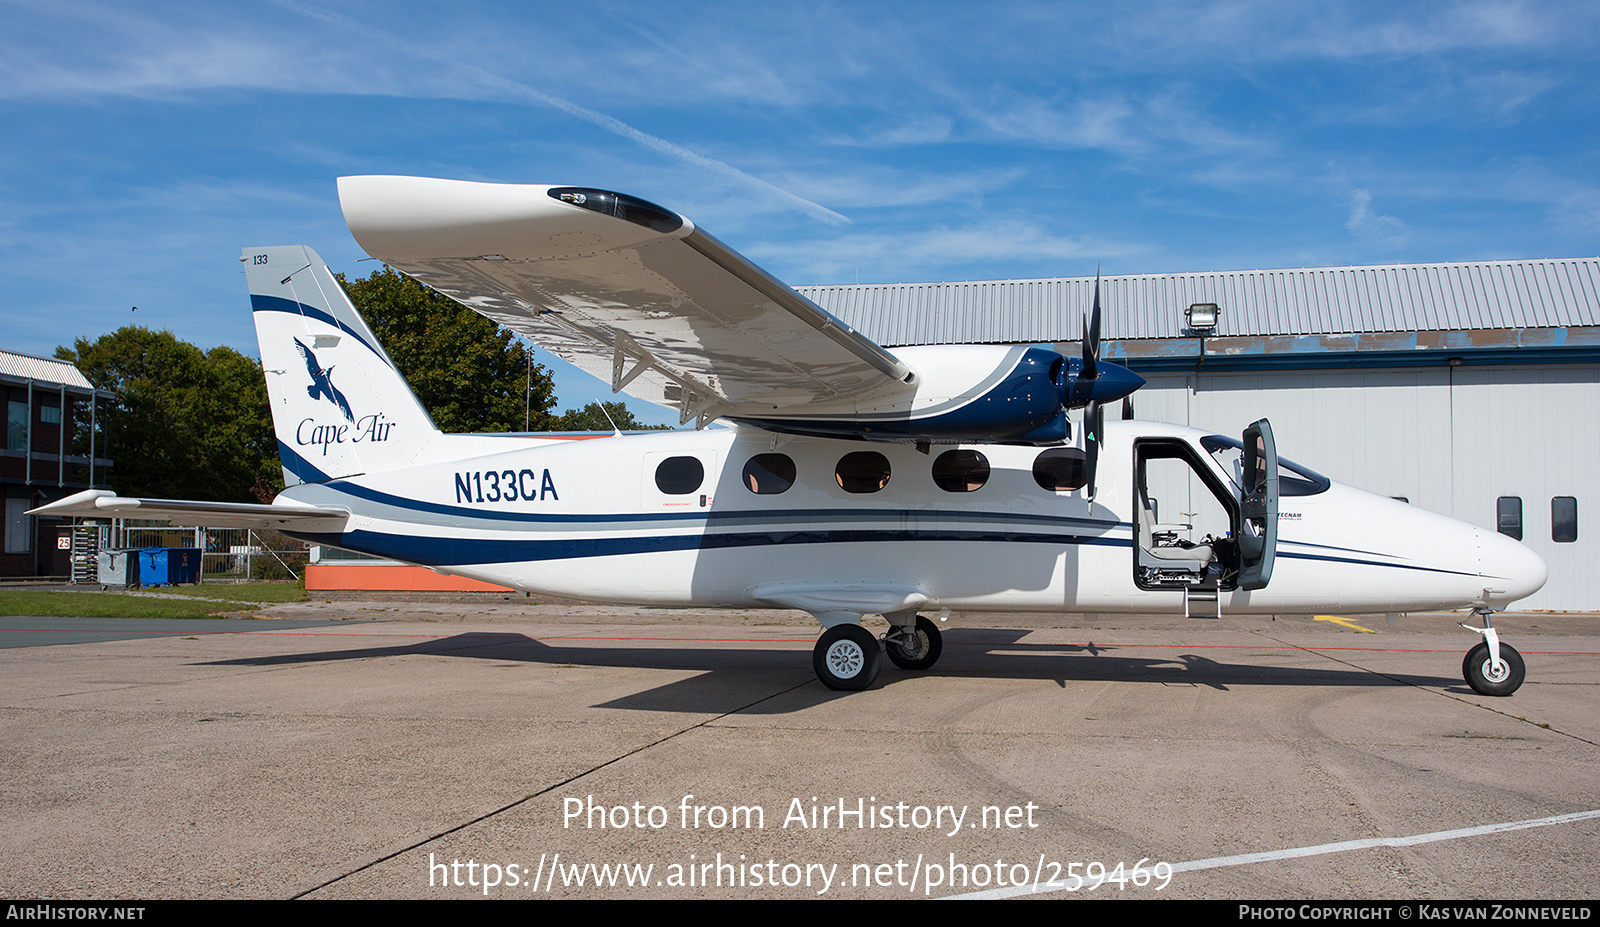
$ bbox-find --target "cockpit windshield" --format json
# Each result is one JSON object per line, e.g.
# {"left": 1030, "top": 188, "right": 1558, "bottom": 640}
{"left": 1200, "top": 435, "right": 1331, "bottom": 497}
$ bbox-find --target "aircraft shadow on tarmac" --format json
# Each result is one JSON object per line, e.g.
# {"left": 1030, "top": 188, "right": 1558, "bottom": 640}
{"left": 197, "top": 629, "right": 1461, "bottom": 714}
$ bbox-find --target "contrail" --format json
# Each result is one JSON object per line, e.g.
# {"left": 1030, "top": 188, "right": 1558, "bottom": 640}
{"left": 273, "top": 0, "right": 849, "bottom": 225}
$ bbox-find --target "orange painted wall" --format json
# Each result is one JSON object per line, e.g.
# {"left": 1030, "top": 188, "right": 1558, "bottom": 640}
{"left": 304, "top": 563, "right": 513, "bottom": 592}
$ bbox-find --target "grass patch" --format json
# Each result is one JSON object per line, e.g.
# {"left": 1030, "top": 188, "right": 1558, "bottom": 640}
{"left": 160, "top": 583, "right": 309, "bottom": 604}
{"left": 0, "top": 590, "right": 262, "bottom": 619}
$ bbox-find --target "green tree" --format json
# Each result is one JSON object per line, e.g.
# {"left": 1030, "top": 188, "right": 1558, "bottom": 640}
{"left": 56, "top": 327, "right": 278, "bottom": 502}
{"left": 337, "top": 267, "right": 557, "bottom": 432}
{"left": 552, "top": 401, "right": 672, "bottom": 432}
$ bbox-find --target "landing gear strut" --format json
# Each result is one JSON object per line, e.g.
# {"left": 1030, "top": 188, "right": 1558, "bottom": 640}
{"left": 810, "top": 614, "right": 947, "bottom": 690}
{"left": 884, "top": 615, "right": 943, "bottom": 671}
{"left": 1460, "top": 607, "right": 1525, "bottom": 696}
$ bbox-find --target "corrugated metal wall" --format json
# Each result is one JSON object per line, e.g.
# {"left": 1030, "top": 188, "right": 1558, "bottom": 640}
{"left": 800, "top": 258, "right": 1600, "bottom": 345}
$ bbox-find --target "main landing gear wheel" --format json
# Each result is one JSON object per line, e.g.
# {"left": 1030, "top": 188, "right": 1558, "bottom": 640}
{"left": 813, "top": 624, "right": 881, "bottom": 691}
{"left": 1463, "top": 641, "right": 1525, "bottom": 697}
{"left": 884, "top": 615, "right": 943, "bottom": 671}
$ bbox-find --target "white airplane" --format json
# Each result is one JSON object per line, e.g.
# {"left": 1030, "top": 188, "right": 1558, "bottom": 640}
{"left": 34, "top": 176, "right": 1547, "bottom": 696}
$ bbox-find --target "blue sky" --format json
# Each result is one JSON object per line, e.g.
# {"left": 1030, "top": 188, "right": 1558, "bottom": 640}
{"left": 3, "top": 1, "right": 1597, "bottom": 426}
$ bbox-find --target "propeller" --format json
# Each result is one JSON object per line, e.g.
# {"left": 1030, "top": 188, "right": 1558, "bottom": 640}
{"left": 1081, "top": 275, "right": 1100, "bottom": 386}
{"left": 1067, "top": 272, "right": 1104, "bottom": 407}
{"left": 1064, "top": 272, "right": 1142, "bottom": 503}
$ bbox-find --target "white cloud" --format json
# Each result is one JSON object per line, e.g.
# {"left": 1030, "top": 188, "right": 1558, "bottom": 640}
{"left": 750, "top": 217, "right": 1149, "bottom": 284}
{"left": 1344, "top": 188, "right": 1410, "bottom": 248}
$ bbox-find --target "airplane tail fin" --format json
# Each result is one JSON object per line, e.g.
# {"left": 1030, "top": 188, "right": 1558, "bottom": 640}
{"left": 245, "top": 246, "right": 441, "bottom": 484}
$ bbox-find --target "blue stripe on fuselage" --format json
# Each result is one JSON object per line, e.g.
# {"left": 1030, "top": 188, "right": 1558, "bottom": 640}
{"left": 290, "top": 523, "right": 1481, "bottom": 582}
{"left": 289, "top": 526, "right": 1130, "bottom": 566}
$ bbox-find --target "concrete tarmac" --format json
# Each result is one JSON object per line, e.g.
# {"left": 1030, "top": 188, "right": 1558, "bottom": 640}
{"left": 1, "top": 600, "right": 1596, "bottom": 900}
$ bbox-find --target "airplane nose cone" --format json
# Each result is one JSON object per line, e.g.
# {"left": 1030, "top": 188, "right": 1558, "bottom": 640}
{"left": 1088, "top": 362, "right": 1146, "bottom": 403}
{"left": 1478, "top": 528, "right": 1548, "bottom": 608}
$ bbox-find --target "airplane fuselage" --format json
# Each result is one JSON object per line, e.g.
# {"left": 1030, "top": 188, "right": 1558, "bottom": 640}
{"left": 280, "top": 421, "right": 1546, "bottom": 619}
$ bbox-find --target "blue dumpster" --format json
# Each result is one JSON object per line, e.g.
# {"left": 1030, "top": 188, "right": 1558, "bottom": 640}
{"left": 135, "top": 548, "right": 167, "bottom": 586}
{"left": 133, "top": 548, "right": 201, "bottom": 587}
{"left": 168, "top": 548, "right": 201, "bottom": 584}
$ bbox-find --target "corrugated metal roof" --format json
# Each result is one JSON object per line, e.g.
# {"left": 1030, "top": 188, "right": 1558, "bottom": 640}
{"left": 0, "top": 350, "right": 97, "bottom": 389}
{"left": 797, "top": 257, "right": 1600, "bottom": 346}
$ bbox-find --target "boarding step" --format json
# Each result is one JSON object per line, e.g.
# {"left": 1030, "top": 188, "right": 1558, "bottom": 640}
{"left": 1184, "top": 583, "right": 1220, "bottom": 619}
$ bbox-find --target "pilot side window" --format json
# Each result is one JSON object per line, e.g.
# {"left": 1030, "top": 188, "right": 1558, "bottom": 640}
{"left": 654, "top": 456, "right": 705, "bottom": 495}
{"left": 1496, "top": 496, "right": 1522, "bottom": 541}
{"left": 743, "top": 454, "right": 796, "bottom": 495}
{"left": 836, "top": 452, "right": 891, "bottom": 493}
{"left": 932, "top": 449, "right": 989, "bottom": 493}
{"left": 1032, "top": 448, "right": 1087, "bottom": 492}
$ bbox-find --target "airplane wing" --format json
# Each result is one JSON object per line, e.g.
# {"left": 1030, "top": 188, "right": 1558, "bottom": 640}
{"left": 28, "top": 490, "right": 350, "bottom": 532}
{"left": 338, "top": 176, "right": 916, "bottom": 426}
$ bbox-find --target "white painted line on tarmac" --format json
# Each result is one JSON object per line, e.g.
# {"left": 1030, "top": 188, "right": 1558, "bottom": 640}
{"left": 947, "top": 808, "right": 1600, "bottom": 900}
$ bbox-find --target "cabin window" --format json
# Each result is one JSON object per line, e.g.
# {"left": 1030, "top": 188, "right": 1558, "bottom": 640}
{"left": 1496, "top": 496, "right": 1522, "bottom": 541}
{"left": 654, "top": 456, "right": 704, "bottom": 495}
{"left": 1552, "top": 496, "right": 1577, "bottom": 543}
{"left": 932, "top": 449, "right": 989, "bottom": 493}
{"left": 1032, "top": 448, "right": 1087, "bottom": 491}
{"left": 836, "top": 452, "right": 891, "bottom": 493}
{"left": 743, "top": 454, "right": 796, "bottom": 494}
{"left": 1199, "top": 435, "right": 1330, "bottom": 496}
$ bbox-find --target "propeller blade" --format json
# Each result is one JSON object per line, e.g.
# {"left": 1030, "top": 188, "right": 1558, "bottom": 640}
{"left": 1082, "top": 273, "right": 1101, "bottom": 384}
{"left": 1084, "top": 399, "right": 1102, "bottom": 503}
{"left": 1122, "top": 396, "right": 1134, "bottom": 420}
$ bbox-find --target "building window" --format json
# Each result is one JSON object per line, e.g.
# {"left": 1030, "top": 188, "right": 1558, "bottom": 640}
{"left": 1496, "top": 496, "right": 1522, "bottom": 541}
{"left": 1552, "top": 497, "right": 1577, "bottom": 543}
{"left": 742, "top": 454, "right": 795, "bottom": 494}
{"left": 932, "top": 449, "right": 989, "bottom": 493}
{"left": 835, "top": 452, "right": 891, "bottom": 493}
{"left": 654, "top": 457, "right": 704, "bottom": 495}
{"left": 6, "top": 401, "right": 26, "bottom": 451}
{"left": 5, "top": 498, "right": 31, "bottom": 554}
{"left": 39, "top": 404, "right": 61, "bottom": 426}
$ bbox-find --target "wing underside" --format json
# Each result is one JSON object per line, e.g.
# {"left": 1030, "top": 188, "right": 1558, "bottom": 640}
{"left": 338, "top": 176, "right": 914, "bottom": 425}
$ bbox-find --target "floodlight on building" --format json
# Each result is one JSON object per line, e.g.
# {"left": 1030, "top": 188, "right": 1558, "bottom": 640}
{"left": 1186, "top": 302, "right": 1220, "bottom": 332}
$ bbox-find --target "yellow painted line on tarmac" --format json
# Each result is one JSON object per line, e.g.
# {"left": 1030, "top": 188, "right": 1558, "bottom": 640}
{"left": 1313, "top": 614, "right": 1377, "bottom": 633}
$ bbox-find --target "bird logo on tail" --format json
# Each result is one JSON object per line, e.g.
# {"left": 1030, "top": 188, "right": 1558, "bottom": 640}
{"left": 293, "top": 338, "right": 355, "bottom": 422}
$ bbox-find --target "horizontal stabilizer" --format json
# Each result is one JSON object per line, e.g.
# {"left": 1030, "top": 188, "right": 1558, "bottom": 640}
{"left": 28, "top": 490, "right": 350, "bottom": 532}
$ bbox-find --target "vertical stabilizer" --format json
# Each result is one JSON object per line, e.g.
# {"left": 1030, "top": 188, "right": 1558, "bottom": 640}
{"left": 245, "top": 246, "right": 440, "bottom": 484}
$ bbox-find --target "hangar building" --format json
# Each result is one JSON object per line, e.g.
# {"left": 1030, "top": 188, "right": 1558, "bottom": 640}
{"left": 800, "top": 257, "right": 1600, "bottom": 613}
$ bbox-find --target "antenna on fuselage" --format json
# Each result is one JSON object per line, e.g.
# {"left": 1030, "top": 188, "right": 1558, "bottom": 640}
{"left": 598, "top": 402, "right": 623, "bottom": 437}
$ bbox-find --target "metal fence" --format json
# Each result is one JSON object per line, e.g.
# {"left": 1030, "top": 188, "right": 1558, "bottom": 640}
{"left": 87, "top": 521, "right": 309, "bottom": 582}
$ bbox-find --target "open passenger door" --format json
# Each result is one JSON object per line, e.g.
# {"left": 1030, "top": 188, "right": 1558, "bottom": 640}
{"left": 1237, "top": 418, "right": 1278, "bottom": 590}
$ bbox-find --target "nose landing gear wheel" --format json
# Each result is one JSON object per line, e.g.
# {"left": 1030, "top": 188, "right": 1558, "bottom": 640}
{"left": 1463, "top": 641, "right": 1525, "bottom": 697}
{"left": 884, "top": 615, "right": 943, "bottom": 671}
{"left": 813, "top": 624, "right": 882, "bottom": 691}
